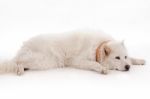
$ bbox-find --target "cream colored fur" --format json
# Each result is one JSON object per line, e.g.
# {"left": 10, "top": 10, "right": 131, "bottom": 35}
{"left": 0, "top": 31, "right": 145, "bottom": 75}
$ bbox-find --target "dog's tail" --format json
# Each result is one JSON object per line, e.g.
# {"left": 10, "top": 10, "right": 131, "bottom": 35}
{"left": 0, "top": 60, "right": 17, "bottom": 74}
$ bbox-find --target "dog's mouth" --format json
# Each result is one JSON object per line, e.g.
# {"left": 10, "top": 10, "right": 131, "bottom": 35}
{"left": 115, "top": 68, "right": 130, "bottom": 71}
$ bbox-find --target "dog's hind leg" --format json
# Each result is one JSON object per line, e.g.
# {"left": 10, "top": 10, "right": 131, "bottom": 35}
{"left": 130, "top": 58, "right": 145, "bottom": 65}
{"left": 14, "top": 51, "right": 60, "bottom": 75}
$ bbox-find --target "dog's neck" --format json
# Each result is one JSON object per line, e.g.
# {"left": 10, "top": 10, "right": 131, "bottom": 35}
{"left": 96, "top": 41, "right": 110, "bottom": 63}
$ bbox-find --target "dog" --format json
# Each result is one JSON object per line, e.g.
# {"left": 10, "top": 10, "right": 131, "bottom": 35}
{"left": 0, "top": 31, "right": 145, "bottom": 75}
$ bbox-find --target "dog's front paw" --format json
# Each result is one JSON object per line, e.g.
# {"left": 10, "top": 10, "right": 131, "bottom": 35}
{"left": 136, "top": 59, "right": 146, "bottom": 65}
{"left": 100, "top": 67, "right": 108, "bottom": 75}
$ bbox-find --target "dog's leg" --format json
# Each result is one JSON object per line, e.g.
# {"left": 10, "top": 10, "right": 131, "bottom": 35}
{"left": 14, "top": 51, "right": 60, "bottom": 75}
{"left": 130, "top": 58, "right": 145, "bottom": 65}
{"left": 15, "top": 64, "right": 24, "bottom": 76}
{"left": 67, "top": 60, "right": 108, "bottom": 74}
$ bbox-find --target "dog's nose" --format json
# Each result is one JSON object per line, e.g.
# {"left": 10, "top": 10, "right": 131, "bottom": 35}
{"left": 125, "top": 65, "right": 130, "bottom": 71}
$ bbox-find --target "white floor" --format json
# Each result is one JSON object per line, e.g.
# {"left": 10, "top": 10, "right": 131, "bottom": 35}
{"left": 0, "top": 0, "right": 150, "bottom": 99}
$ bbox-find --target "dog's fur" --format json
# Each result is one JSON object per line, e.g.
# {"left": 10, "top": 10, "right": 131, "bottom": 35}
{"left": 0, "top": 31, "right": 145, "bottom": 75}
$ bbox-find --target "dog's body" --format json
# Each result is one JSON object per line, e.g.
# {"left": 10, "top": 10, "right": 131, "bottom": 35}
{"left": 0, "top": 31, "right": 145, "bottom": 75}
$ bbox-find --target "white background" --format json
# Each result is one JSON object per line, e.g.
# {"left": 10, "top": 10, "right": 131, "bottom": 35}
{"left": 0, "top": 0, "right": 150, "bottom": 99}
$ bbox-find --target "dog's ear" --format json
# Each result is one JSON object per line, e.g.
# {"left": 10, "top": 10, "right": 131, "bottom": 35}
{"left": 104, "top": 45, "right": 111, "bottom": 56}
{"left": 96, "top": 44, "right": 111, "bottom": 63}
{"left": 121, "top": 40, "right": 125, "bottom": 46}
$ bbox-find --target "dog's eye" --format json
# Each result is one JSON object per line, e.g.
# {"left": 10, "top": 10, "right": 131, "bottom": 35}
{"left": 125, "top": 56, "right": 127, "bottom": 59}
{"left": 115, "top": 56, "right": 120, "bottom": 60}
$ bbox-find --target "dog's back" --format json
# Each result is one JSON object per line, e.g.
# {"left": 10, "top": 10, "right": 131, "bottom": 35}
{"left": 22, "top": 31, "right": 113, "bottom": 60}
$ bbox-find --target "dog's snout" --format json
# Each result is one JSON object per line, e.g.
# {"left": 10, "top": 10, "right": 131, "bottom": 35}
{"left": 125, "top": 65, "right": 130, "bottom": 71}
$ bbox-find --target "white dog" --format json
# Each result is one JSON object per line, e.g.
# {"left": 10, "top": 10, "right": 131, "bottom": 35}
{"left": 0, "top": 31, "right": 145, "bottom": 75}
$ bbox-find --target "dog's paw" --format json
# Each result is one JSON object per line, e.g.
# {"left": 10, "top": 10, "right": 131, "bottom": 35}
{"left": 136, "top": 59, "right": 146, "bottom": 65}
{"left": 100, "top": 67, "right": 108, "bottom": 75}
{"left": 15, "top": 66, "right": 24, "bottom": 76}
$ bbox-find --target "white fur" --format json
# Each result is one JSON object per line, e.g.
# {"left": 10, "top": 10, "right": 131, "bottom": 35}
{"left": 0, "top": 31, "right": 145, "bottom": 75}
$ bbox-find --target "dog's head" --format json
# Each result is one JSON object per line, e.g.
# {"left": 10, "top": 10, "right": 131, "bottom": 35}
{"left": 96, "top": 41, "right": 131, "bottom": 71}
